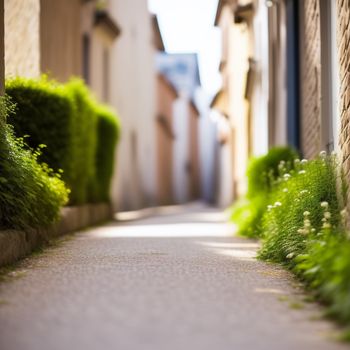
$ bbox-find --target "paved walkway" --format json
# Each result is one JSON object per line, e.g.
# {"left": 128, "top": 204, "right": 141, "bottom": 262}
{"left": 0, "top": 203, "right": 347, "bottom": 350}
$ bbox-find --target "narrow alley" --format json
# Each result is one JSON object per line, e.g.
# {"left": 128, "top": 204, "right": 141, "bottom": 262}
{"left": 0, "top": 204, "right": 345, "bottom": 350}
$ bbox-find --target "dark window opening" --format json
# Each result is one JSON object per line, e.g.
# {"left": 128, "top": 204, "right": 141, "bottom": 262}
{"left": 82, "top": 34, "right": 90, "bottom": 85}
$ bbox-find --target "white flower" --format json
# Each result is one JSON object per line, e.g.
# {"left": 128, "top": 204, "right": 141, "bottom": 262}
{"left": 322, "top": 222, "right": 331, "bottom": 229}
{"left": 319, "top": 150, "right": 327, "bottom": 158}
{"left": 341, "top": 209, "right": 347, "bottom": 217}
{"left": 298, "top": 170, "right": 306, "bottom": 175}
{"left": 301, "top": 159, "right": 308, "bottom": 164}
{"left": 304, "top": 221, "right": 311, "bottom": 228}
{"left": 331, "top": 150, "right": 337, "bottom": 156}
{"left": 300, "top": 190, "right": 308, "bottom": 195}
{"left": 267, "top": 205, "right": 273, "bottom": 211}
{"left": 311, "top": 228, "right": 316, "bottom": 233}
{"left": 303, "top": 211, "right": 310, "bottom": 216}
{"left": 297, "top": 228, "right": 305, "bottom": 234}
{"left": 278, "top": 161, "right": 285, "bottom": 171}
{"left": 274, "top": 201, "right": 282, "bottom": 207}
{"left": 324, "top": 211, "right": 331, "bottom": 219}
{"left": 283, "top": 188, "right": 288, "bottom": 193}
{"left": 321, "top": 201, "right": 329, "bottom": 208}
{"left": 294, "top": 159, "right": 300, "bottom": 164}
{"left": 286, "top": 252, "right": 295, "bottom": 259}
{"left": 283, "top": 174, "right": 291, "bottom": 181}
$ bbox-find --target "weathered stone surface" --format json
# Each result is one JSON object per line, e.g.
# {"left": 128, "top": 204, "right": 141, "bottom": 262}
{"left": 0, "top": 203, "right": 112, "bottom": 267}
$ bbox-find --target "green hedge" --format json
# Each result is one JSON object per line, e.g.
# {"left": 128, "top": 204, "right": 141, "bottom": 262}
{"left": 230, "top": 146, "right": 298, "bottom": 237}
{"left": 5, "top": 77, "right": 120, "bottom": 206}
{"left": 5, "top": 77, "right": 73, "bottom": 175}
{"left": 90, "top": 105, "right": 120, "bottom": 202}
{"left": 0, "top": 97, "right": 69, "bottom": 229}
{"left": 64, "top": 79, "right": 98, "bottom": 204}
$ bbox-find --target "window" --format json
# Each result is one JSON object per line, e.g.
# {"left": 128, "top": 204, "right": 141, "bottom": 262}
{"left": 82, "top": 34, "right": 90, "bottom": 85}
{"left": 103, "top": 47, "right": 110, "bottom": 102}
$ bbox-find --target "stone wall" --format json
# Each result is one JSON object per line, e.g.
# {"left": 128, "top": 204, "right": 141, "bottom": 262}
{"left": 336, "top": 0, "right": 350, "bottom": 186}
{"left": 0, "top": 203, "right": 113, "bottom": 267}
{"left": 4, "top": 0, "right": 40, "bottom": 78}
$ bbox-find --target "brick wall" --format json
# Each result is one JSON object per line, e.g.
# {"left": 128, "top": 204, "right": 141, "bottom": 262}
{"left": 4, "top": 0, "right": 40, "bottom": 78}
{"left": 299, "top": 0, "right": 322, "bottom": 159}
{"left": 336, "top": 0, "right": 350, "bottom": 183}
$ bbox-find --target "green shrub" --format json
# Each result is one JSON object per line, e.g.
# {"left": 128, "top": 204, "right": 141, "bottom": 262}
{"left": 259, "top": 154, "right": 340, "bottom": 262}
{"left": 230, "top": 196, "right": 267, "bottom": 238}
{"left": 5, "top": 77, "right": 99, "bottom": 205}
{"left": 5, "top": 76, "right": 73, "bottom": 174}
{"left": 64, "top": 79, "right": 97, "bottom": 204}
{"left": 0, "top": 98, "right": 69, "bottom": 229}
{"left": 295, "top": 230, "right": 350, "bottom": 324}
{"left": 246, "top": 146, "right": 298, "bottom": 198}
{"left": 259, "top": 152, "right": 350, "bottom": 326}
{"left": 230, "top": 146, "right": 298, "bottom": 237}
{"left": 90, "top": 104, "right": 120, "bottom": 202}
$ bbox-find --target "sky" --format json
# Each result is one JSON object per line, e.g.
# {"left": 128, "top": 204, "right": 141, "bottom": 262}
{"left": 148, "top": 0, "right": 222, "bottom": 97}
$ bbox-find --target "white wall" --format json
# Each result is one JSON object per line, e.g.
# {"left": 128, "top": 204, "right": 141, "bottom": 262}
{"left": 251, "top": 0, "right": 269, "bottom": 156}
{"left": 215, "top": 112, "right": 234, "bottom": 207}
{"left": 109, "top": 0, "right": 157, "bottom": 211}
{"left": 198, "top": 109, "right": 217, "bottom": 204}
{"left": 226, "top": 11, "right": 249, "bottom": 197}
{"left": 172, "top": 96, "right": 190, "bottom": 203}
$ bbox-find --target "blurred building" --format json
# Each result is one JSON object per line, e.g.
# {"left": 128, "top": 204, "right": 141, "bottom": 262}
{"left": 153, "top": 16, "right": 176, "bottom": 205}
{"left": 212, "top": 0, "right": 250, "bottom": 202}
{"left": 4, "top": 0, "right": 120, "bottom": 94}
{"left": 156, "top": 74, "right": 177, "bottom": 205}
{"left": 156, "top": 53, "right": 201, "bottom": 203}
{"left": 5, "top": 0, "right": 162, "bottom": 211}
{"left": 188, "top": 100, "right": 201, "bottom": 199}
{"left": 3, "top": 0, "right": 206, "bottom": 211}
{"left": 214, "top": 0, "right": 350, "bottom": 208}
{"left": 108, "top": 0, "right": 158, "bottom": 211}
{"left": 250, "top": 0, "right": 340, "bottom": 158}
{"left": 197, "top": 108, "right": 218, "bottom": 205}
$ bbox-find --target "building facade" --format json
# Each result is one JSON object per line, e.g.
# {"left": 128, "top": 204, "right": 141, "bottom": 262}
{"left": 156, "top": 52, "right": 202, "bottom": 204}
{"left": 4, "top": 0, "right": 163, "bottom": 213}
{"left": 109, "top": 0, "right": 158, "bottom": 211}
{"left": 214, "top": 0, "right": 350, "bottom": 206}
{"left": 213, "top": 0, "right": 271, "bottom": 203}
{"left": 156, "top": 74, "right": 176, "bottom": 205}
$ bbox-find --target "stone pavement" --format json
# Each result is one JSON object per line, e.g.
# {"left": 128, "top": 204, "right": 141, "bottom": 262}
{"left": 0, "top": 203, "right": 347, "bottom": 350}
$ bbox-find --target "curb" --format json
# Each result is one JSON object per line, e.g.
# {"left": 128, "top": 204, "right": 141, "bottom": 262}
{"left": 0, "top": 203, "right": 112, "bottom": 267}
